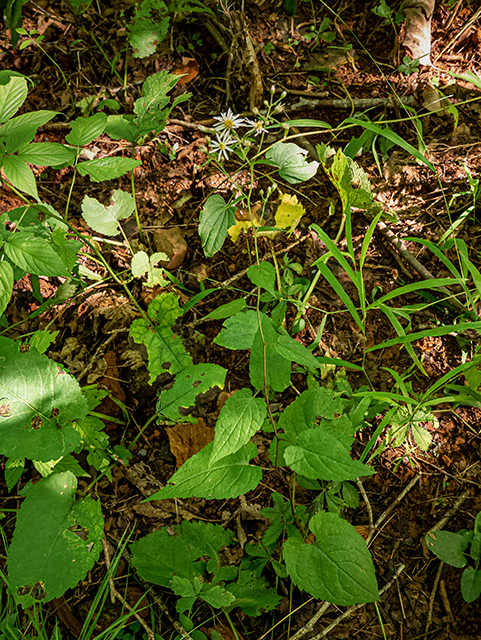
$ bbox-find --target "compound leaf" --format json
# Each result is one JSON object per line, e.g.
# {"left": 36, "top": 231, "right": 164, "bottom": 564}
{"left": 66, "top": 112, "right": 107, "bottom": 146}
{"left": 4, "top": 232, "right": 69, "bottom": 276}
{"left": 77, "top": 157, "right": 141, "bottom": 182}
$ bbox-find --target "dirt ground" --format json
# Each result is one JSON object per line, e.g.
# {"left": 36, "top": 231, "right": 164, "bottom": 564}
{"left": 2, "top": 0, "right": 481, "bottom": 638}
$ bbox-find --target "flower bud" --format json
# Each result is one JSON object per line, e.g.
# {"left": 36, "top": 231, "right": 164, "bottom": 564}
{"left": 263, "top": 100, "right": 269, "bottom": 108}
{"left": 270, "top": 84, "right": 276, "bottom": 95}
{"left": 280, "top": 91, "right": 287, "bottom": 99}
{"left": 252, "top": 106, "right": 259, "bottom": 115}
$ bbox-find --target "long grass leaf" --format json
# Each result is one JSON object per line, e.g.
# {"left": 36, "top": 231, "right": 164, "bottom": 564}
{"left": 367, "top": 321, "right": 481, "bottom": 351}
{"left": 368, "top": 277, "right": 466, "bottom": 308}
{"left": 316, "top": 260, "right": 364, "bottom": 331}
{"left": 347, "top": 118, "right": 435, "bottom": 171}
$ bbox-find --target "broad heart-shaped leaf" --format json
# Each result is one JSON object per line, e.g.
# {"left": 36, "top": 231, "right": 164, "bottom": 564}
{"left": 461, "top": 567, "right": 481, "bottom": 603}
{"left": 4, "top": 232, "right": 69, "bottom": 277}
{"left": 284, "top": 429, "right": 373, "bottom": 482}
{"left": 265, "top": 142, "right": 319, "bottom": 184}
{"left": 145, "top": 441, "right": 261, "bottom": 500}
{"left": 283, "top": 511, "right": 379, "bottom": 605}
{"left": 8, "top": 471, "right": 103, "bottom": 606}
{"left": 0, "top": 111, "right": 58, "bottom": 153}
{"left": 0, "top": 337, "right": 86, "bottom": 461}
{"left": 17, "top": 142, "right": 76, "bottom": 166}
{"left": 0, "top": 261, "right": 14, "bottom": 316}
{"left": 81, "top": 191, "right": 135, "bottom": 236}
{"left": 213, "top": 310, "right": 260, "bottom": 350}
{"left": 129, "top": 292, "right": 192, "bottom": 383}
{"left": 199, "top": 195, "right": 236, "bottom": 257}
{"left": 249, "top": 315, "right": 291, "bottom": 392}
{"left": 425, "top": 530, "right": 469, "bottom": 568}
{"left": 0, "top": 76, "right": 27, "bottom": 123}
{"left": 200, "top": 584, "right": 236, "bottom": 609}
{"left": 77, "top": 157, "right": 141, "bottom": 182}
{"left": 158, "top": 363, "right": 226, "bottom": 423}
{"left": 2, "top": 156, "right": 38, "bottom": 199}
{"left": 210, "top": 389, "right": 267, "bottom": 465}
{"left": 105, "top": 115, "right": 138, "bottom": 144}
{"left": 131, "top": 521, "right": 233, "bottom": 587}
{"left": 247, "top": 262, "right": 276, "bottom": 296}
{"left": 65, "top": 112, "right": 107, "bottom": 146}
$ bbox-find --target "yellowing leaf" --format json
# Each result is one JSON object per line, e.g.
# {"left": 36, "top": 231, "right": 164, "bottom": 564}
{"left": 275, "top": 193, "right": 304, "bottom": 232}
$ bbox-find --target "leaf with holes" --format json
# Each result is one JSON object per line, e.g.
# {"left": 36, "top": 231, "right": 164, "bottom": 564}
{"left": 158, "top": 363, "right": 226, "bottom": 423}
{"left": 0, "top": 337, "right": 87, "bottom": 461}
{"left": 8, "top": 471, "right": 104, "bottom": 606}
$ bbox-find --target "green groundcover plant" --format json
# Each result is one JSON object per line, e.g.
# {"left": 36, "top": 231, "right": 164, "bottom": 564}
{"left": 2, "top": 62, "right": 481, "bottom": 633}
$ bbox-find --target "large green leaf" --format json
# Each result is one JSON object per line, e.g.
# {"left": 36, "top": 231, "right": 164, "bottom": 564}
{"left": 226, "top": 570, "right": 282, "bottom": 616}
{"left": 283, "top": 511, "right": 379, "bottom": 605}
{"left": 129, "top": 9, "right": 170, "bottom": 59}
{"left": 134, "top": 70, "right": 178, "bottom": 116}
{"left": 0, "top": 111, "right": 58, "bottom": 153}
{"left": 4, "top": 232, "right": 69, "bottom": 276}
{"left": 81, "top": 190, "right": 135, "bottom": 236}
{"left": 249, "top": 315, "right": 291, "bottom": 392}
{"left": 275, "top": 334, "right": 321, "bottom": 369}
{"left": 131, "top": 521, "right": 233, "bottom": 586}
{"left": 145, "top": 441, "right": 261, "bottom": 500}
{"left": 0, "top": 261, "right": 14, "bottom": 316}
{"left": 199, "top": 195, "right": 236, "bottom": 257}
{"left": 213, "top": 310, "right": 260, "bottom": 350}
{"left": 158, "top": 363, "right": 226, "bottom": 422}
{"left": 247, "top": 262, "right": 276, "bottom": 296}
{"left": 8, "top": 471, "right": 104, "bottom": 606}
{"left": 284, "top": 429, "right": 373, "bottom": 481}
{"left": 129, "top": 292, "right": 192, "bottom": 383}
{"left": 0, "top": 76, "right": 28, "bottom": 124}
{"left": 77, "top": 157, "right": 141, "bottom": 182}
{"left": 265, "top": 142, "right": 319, "bottom": 184}
{"left": 17, "top": 142, "right": 76, "bottom": 166}
{"left": 425, "top": 530, "right": 469, "bottom": 568}
{"left": 0, "top": 337, "right": 87, "bottom": 461}
{"left": 65, "top": 112, "right": 107, "bottom": 146}
{"left": 210, "top": 389, "right": 266, "bottom": 464}
{"left": 461, "top": 567, "right": 481, "bottom": 603}
{"left": 2, "top": 156, "right": 38, "bottom": 199}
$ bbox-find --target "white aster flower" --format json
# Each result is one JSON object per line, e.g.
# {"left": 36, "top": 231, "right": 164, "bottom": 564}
{"left": 209, "top": 131, "right": 235, "bottom": 162}
{"left": 213, "top": 108, "right": 245, "bottom": 132}
{"left": 244, "top": 118, "right": 268, "bottom": 136}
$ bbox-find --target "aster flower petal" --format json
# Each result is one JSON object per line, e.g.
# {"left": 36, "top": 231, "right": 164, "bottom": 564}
{"left": 213, "top": 108, "right": 245, "bottom": 132}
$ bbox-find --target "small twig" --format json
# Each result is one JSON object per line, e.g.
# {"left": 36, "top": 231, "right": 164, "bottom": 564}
{"left": 102, "top": 539, "right": 116, "bottom": 605}
{"left": 426, "top": 560, "right": 443, "bottom": 634}
{"left": 289, "top": 564, "right": 406, "bottom": 640}
{"left": 102, "top": 539, "right": 155, "bottom": 640}
{"left": 439, "top": 579, "right": 454, "bottom": 623}
{"left": 368, "top": 474, "right": 421, "bottom": 545}
{"left": 376, "top": 221, "right": 470, "bottom": 315}
{"left": 356, "top": 477, "right": 374, "bottom": 533}
{"left": 428, "top": 491, "right": 469, "bottom": 533}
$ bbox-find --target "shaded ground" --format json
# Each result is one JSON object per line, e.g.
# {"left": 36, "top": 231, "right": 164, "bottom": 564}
{"left": 2, "top": 0, "right": 481, "bottom": 638}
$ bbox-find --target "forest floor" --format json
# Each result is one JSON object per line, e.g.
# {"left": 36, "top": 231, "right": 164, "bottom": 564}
{"left": 2, "top": 0, "right": 481, "bottom": 638}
